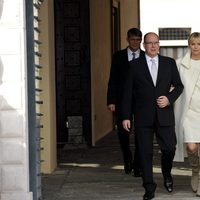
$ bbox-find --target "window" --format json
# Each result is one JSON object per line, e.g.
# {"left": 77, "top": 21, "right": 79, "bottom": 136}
{"left": 159, "top": 28, "right": 191, "bottom": 40}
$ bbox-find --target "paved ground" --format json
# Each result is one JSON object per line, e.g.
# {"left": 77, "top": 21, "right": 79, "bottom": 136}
{"left": 42, "top": 131, "right": 200, "bottom": 200}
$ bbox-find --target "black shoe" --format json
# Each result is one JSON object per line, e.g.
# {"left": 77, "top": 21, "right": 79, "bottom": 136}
{"left": 164, "top": 177, "right": 173, "bottom": 193}
{"left": 143, "top": 183, "right": 157, "bottom": 200}
{"left": 133, "top": 168, "right": 142, "bottom": 177}
{"left": 124, "top": 162, "right": 132, "bottom": 174}
{"left": 143, "top": 192, "right": 155, "bottom": 200}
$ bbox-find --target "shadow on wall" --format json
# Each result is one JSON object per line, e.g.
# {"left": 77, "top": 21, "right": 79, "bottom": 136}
{"left": 0, "top": 0, "right": 3, "bottom": 19}
{"left": 0, "top": 57, "right": 27, "bottom": 191}
{"left": 0, "top": 57, "right": 11, "bottom": 109}
{"left": 0, "top": 0, "right": 24, "bottom": 138}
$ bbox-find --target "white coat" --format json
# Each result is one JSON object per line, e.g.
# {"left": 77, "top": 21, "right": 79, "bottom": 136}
{"left": 174, "top": 50, "right": 200, "bottom": 162}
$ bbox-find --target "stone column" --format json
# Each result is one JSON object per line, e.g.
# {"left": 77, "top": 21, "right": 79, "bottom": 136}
{"left": 0, "top": 0, "right": 32, "bottom": 199}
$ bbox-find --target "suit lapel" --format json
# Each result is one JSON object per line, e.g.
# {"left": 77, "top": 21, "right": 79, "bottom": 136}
{"left": 122, "top": 48, "right": 129, "bottom": 65}
{"left": 140, "top": 58, "right": 154, "bottom": 84}
{"left": 156, "top": 55, "right": 165, "bottom": 86}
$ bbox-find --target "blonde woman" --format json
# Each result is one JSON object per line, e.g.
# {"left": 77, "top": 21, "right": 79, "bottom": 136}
{"left": 175, "top": 32, "right": 200, "bottom": 196}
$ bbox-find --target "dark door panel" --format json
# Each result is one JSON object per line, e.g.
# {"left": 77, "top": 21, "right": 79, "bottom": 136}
{"left": 54, "top": 0, "right": 91, "bottom": 147}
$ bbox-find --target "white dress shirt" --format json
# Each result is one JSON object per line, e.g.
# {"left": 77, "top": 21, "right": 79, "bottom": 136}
{"left": 127, "top": 48, "right": 140, "bottom": 61}
{"left": 146, "top": 55, "right": 159, "bottom": 85}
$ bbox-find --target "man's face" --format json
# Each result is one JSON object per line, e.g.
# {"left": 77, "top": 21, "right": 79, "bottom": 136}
{"left": 127, "top": 35, "right": 142, "bottom": 52}
{"left": 143, "top": 33, "right": 160, "bottom": 58}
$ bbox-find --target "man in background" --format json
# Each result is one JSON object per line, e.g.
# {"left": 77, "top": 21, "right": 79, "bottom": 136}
{"left": 107, "top": 28, "right": 144, "bottom": 176}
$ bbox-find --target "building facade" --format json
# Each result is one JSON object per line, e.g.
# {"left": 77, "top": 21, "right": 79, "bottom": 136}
{"left": 0, "top": 0, "right": 139, "bottom": 199}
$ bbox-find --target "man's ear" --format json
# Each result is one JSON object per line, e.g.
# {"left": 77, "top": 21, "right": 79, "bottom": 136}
{"left": 143, "top": 43, "right": 145, "bottom": 49}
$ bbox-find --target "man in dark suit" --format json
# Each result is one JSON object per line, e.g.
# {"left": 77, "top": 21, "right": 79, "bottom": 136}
{"left": 107, "top": 28, "right": 144, "bottom": 176}
{"left": 122, "top": 32, "right": 184, "bottom": 200}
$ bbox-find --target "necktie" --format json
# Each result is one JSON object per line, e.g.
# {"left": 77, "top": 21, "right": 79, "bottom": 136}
{"left": 132, "top": 52, "right": 136, "bottom": 60}
{"left": 150, "top": 59, "right": 157, "bottom": 85}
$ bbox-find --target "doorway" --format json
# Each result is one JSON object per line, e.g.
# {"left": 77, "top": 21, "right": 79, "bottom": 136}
{"left": 54, "top": 0, "right": 91, "bottom": 149}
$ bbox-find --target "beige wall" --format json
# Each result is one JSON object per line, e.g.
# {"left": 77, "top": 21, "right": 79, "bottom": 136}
{"left": 90, "top": 0, "right": 113, "bottom": 145}
{"left": 120, "top": 0, "right": 139, "bottom": 48}
{"left": 39, "top": 0, "right": 57, "bottom": 173}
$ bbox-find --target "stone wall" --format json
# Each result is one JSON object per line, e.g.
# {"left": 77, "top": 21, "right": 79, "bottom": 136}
{"left": 0, "top": 0, "right": 32, "bottom": 199}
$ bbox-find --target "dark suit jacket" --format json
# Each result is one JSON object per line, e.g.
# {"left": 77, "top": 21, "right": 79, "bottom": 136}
{"left": 107, "top": 48, "right": 145, "bottom": 116}
{"left": 122, "top": 54, "right": 184, "bottom": 126}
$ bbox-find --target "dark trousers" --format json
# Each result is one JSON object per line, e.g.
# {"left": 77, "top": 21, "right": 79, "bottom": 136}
{"left": 117, "top": 117, "right": 140, "bottom": 170}
{"left": 135, "top": 121, "right": 176, "bottom": 192}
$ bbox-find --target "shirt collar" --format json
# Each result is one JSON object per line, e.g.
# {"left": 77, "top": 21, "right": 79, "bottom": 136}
{"left": 127, "top": 47, "right": 140, "bottom": 54}
{"left": 127, "top": 47, "right": 141, "bottom": 60}
{"left": 145, "top": 54, "right": 159, "bottom": 63}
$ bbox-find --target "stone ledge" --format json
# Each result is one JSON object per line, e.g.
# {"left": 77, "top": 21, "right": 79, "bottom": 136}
{"left": 1, "top": 192, "right": 33, "bottom": 200}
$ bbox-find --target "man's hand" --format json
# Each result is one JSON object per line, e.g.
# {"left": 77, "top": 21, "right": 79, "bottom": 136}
{"left": 122, "top": 120, "right": 131, "bottom": 132}
{"left": 107, "top": 104, "right": 115, "bottom": 112}
{"left": 157, "top": 96, "right": 169, "bottom": 108}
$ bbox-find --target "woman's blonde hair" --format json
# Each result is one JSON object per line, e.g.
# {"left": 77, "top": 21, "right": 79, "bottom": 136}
{"left": 188, "top": 32, "right": 200, "bottom": 44}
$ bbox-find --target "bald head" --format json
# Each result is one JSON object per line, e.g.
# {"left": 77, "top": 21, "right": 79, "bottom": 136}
{"left": 143, "top": 32, "right": 160, "bottom": 58}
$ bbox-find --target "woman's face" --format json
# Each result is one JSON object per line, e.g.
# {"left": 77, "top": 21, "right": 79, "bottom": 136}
{"left": 189, "top": 38, "right": 200, "bottom": 57}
